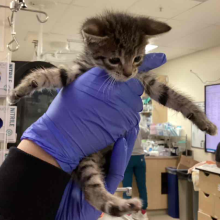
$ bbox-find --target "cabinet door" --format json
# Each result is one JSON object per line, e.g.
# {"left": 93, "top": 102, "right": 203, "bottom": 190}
{"left": 146, "top": 158, "right": 178, "bottom": 210}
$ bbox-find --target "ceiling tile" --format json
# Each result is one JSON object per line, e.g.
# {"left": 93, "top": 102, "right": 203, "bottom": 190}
{"left": 152, "top": 19, "right": 210, "bottom": 46}
{"left": 166, "top": 25, "right": 220, "bottom": 50}
{"left": 165, "top": 19, "right": 184, "bottom": 28}
{"left": 56, "top": 0, "right": 73, "bottom": 4}
{"left": 72, "top": 0, "right": 138, "bottom": 10}
{"left": 26, "top": 0, "right": 73, "bottom": 6}
{"left": 51, "top": 5, "right": 97, "bottom": 37}
{"left": 10, "top": 0, "right": 220, "bottom": 62}
{"left": 128, "top": 0, "right": 200, "bottom": 19}
{"left": 174, "top": 0, "right": 220, "bottom": 25}
{"left": 15, "top": 2, "right": 68, "bottom": 33}
{"left": 152, "top": 46, "right": 196, "bottom": 60}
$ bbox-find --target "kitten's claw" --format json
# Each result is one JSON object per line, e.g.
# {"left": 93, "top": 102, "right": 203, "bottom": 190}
{"left": 202, "top": 121, "right": 218, "bottom": 136}
{"left": 107, "top": 198, "right": 142, "bottom": 217}
{"left": 189, "top": 112, "right": 218, "bottom": 136}
{"left": 128, "top": 198, "right": 142, "bottom": 211}
{"left": 7, "top": 90, "right": 21, "bottom": 105}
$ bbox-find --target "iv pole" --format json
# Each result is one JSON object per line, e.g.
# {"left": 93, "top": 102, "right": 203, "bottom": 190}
{"left": 0, "top": 0, "right": 49, "bottom": 52}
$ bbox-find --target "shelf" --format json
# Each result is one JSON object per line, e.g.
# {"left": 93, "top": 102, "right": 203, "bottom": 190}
{"left": 149, "top": 134, "right": 187, "bottom": 140}
{"left": 141, "top": 111, "right": 152, "bottom": 114}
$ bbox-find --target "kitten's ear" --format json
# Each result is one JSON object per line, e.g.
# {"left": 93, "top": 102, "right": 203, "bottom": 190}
{"left": 138, "top": 17, "right": 171, "bottom": 36}
{"left": 81, "top": 18, "right": 108, "bottom": 43}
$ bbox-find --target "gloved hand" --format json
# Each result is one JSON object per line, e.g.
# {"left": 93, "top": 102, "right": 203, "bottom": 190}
{"left": 21, "top": 52, "right": 167, "bottom": 220}
{"left": 138, "top": 53, "right": 166, "bottom": 72}
{"left": 21, "top": 69, "right": 143, "bottom": 173}
{"left": 55, "top": 127, "right": 138, "bottom": 220}
{"left": 21, "top": 53, "right": 166, "bottom": 174}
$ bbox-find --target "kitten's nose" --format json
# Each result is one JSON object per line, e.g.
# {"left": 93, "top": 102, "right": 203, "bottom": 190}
{"left": 123, "top": 64, "right": 133, "bottom": 77}
{"left": 123, "top": 66, "right": 133, "bottom": 77}
{"left": 123, "top": 71, "right": 132, "bottom": 77}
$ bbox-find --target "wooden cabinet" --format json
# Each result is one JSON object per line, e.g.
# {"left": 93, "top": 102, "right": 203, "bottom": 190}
{"left": 144, "top": 157, "right": 178, "bottom": 210}
{"left": 198, "top": 170, "right": 220, "bottom": 220}
{"left": 115, "top": 156, "right": 179, "bottom": 210}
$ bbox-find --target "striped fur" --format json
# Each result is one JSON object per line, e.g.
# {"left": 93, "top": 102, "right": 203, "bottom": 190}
{"left": 7, "top": 11, "right": 217, "bottom": 217}
{"left": 137, "top": 73, "right": 217, "bottom": 135}
{"left": 72, "top": 152, "right": 142, "bottom": 216}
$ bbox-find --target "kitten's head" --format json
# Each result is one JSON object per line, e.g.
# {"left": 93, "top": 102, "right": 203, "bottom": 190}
{"left": 81, "top": 12, "right": 171, "bottom": 81}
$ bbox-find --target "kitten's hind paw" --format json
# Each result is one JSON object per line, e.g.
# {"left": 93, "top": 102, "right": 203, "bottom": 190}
{"left": 107, "top": 198, "right": 142, "bottom": 217}
{"left": 7, "top": 90, "right": 21, "bottom": 105}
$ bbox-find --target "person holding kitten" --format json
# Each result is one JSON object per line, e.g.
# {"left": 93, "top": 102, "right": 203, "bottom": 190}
{"left": 0, "top": 53, "right": 166, "bottom": 220}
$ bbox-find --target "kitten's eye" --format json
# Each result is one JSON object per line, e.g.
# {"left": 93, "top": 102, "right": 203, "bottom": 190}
{"left": 134, "top": 56, "right": 142, "bottom": 63}
{"left": 109, "top": 58, "right": 120, "bottom": 65}
{"left": 96, "top": 56, "right": 105, "bottom": 60}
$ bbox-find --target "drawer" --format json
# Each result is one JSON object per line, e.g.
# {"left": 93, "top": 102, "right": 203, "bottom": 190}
{"left": 198, "top": 211, "right": 219, "bottom": 220}
{"left": 199, "top": 171, "right": 220, "bottom": 195}
{"left": 215, "top": 196, "right": 220, "bottom": 219}
{"left": 217, "top": 179, "right": 220, "bottom": 197}
{"left": 199, "top": 191, "right": 215, "bottom": 216}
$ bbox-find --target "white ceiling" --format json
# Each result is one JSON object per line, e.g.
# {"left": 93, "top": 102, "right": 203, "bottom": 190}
{"left": 1, "top": 0, "right": 219, "bottom": 62}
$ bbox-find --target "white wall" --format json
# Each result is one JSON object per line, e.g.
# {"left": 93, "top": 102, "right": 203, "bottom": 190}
{"left": 154, "top": 46, "right": 220, "bottom": 162}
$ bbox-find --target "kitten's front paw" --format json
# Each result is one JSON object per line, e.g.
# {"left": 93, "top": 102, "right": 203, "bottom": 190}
{"left": 189, "top": 112, "right": 218, "bottom": 136}
{"left": 7, "top": 90, "right": 21, "bottom": 105}
{"left": 202, "top": 121, "right": 218, "bottom": 136}
{"left": 107, "top": 198, "right": 142, "bottom": 217}
{"left": 194, "top": 117, "right": 217, "bottom": 135}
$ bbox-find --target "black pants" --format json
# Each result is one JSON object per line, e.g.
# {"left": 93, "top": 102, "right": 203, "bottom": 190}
{"left": 0, "top": 147, "right": 70, "bottom": 220}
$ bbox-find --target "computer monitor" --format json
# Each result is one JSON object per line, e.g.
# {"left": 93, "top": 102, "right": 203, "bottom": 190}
{"left": 205, "top": 84, "right": 220, "bottom": 153}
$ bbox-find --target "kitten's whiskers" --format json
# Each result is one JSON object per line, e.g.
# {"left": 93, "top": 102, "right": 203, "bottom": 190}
{"left": 97, "top": 75, "right": 111, "bottom": 95}
{"left": 103, "top": 76, "right": 112, "bottom": 97}
{"left": 107, "top": 77, "right": 114, "bottom": 98}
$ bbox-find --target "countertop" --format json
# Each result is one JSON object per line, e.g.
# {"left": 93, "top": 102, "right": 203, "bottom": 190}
{"left": 145, "top": 155, "right": 179, "bottom": 159}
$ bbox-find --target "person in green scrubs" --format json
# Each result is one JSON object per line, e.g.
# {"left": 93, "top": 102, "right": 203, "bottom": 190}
{"left": 123, "top": 127, "right": 149, "bottom": 220}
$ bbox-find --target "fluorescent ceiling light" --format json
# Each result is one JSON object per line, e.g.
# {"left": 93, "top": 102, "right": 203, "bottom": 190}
{"left": 145, "top": 44, "right": 158, "bottom": 53}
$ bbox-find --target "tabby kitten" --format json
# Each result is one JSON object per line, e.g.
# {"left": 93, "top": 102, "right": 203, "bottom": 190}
{"left": 8, "top": 12, "right": 217, "bottom": 216}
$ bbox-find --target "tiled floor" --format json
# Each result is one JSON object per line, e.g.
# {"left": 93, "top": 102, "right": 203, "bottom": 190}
{"left": 100, "top": 213, "right": 179, "bottom": 220}
{"left": 150, "top": 214, "right": 178, "bottom": 220}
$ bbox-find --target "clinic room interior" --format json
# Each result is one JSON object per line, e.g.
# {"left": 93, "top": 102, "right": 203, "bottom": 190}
{"left": 0, "top": 0, "right": 220, "bottom": 220}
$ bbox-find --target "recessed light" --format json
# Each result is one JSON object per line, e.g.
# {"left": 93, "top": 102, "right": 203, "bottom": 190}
{"left": 145, "top": 44, "right": 158, "bottom": 53}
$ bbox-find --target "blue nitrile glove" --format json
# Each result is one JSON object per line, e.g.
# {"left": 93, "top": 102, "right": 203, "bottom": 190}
{"left": 21, "top": 52, "right": 166, "bottom": 220}
{"left": 138, "top": 53, "right": 167, "bottom": 72}
{"left": 55, "top": 53, "right": 167, "bottom": 220}
{"left": 21, "top": 68, "right": 144, "bottom": 173}
{"left": 55, "top": 127, "right": 138, "bottom": 220}
{"left": 21, "top": 53, "right": 166, "bottom": 174}
{"left": 55, "top": 53, "right": 166, "bottom": 94}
